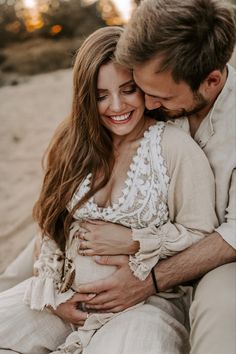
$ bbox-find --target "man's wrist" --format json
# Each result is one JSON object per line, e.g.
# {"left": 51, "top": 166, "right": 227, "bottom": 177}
{"left": 151, "top": 267, "right": 159, "bottom": 293}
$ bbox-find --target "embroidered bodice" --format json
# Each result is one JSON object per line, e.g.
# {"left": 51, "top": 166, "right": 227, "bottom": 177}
{"left": 69, "top": 122, "right": 170, "bottom": 229}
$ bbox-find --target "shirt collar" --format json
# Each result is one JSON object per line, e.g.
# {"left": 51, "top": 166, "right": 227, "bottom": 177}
{"left": 168, "top": 64, "right": 235, "bottom": 148}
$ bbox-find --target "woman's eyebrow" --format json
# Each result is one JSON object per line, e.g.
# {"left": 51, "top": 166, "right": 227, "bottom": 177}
{"left": 119, "top": 80, "right": 134, "bottom": 88}
{"left": 97, "top": 80, "right": 135, "bottom": 92}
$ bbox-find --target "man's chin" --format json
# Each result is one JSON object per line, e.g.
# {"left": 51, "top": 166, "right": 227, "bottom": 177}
{"left": 159, "top": 109, "right": 185, "bottom": 120}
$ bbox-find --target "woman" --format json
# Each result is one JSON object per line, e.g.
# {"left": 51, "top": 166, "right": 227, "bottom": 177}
{"left": 0, "top": 26, "right": 217, "bottom": 354}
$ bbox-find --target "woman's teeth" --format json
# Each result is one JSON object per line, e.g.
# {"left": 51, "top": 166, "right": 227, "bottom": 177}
{"left": 110, "top": 112, "right": 131, "bottom": 121}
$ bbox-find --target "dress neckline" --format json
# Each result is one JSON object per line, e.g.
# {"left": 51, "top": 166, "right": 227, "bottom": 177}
{"left": 87, "top": 123, "right": 158, "bottom": 212}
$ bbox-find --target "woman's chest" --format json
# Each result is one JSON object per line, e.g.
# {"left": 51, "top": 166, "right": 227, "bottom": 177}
{"left": 93, "top": 145, "right": 139, "bottom": 208}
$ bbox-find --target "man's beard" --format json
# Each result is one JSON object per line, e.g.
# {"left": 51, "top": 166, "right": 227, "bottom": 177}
{"left": 157, "top": 92, "right": 208, "bottom": 121}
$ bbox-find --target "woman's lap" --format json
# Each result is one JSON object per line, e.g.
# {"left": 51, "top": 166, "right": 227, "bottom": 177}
{"left": 0, "top": 281, "right": 191, "bottom": 354}
{"left": 0, "top": 280, "right": 72, "bottom": 354}
{"left": 83, "top": 296, "right": 190, "bottom": 354}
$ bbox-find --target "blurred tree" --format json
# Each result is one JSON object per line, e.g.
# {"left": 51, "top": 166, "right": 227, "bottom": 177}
{"left": 0, "top": 1, "right": 26, "bottom": 47}
{"left": 41, "top": 0, "right": 106, "bottom": 38}
{"left": 0, "top": 0, "right": 106, "bottom": 47}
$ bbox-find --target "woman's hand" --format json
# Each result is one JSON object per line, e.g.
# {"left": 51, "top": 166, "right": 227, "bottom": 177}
{"left": 50, "top": 292, "right": 96, "bottom": 326}
{"left": 78, "top": 220, "right": 139, "bottom": 256}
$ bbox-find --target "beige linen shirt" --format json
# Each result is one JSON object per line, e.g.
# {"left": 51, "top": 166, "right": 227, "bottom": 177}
{"left": 169, "top": 64, "right": 236, "bottom": 249}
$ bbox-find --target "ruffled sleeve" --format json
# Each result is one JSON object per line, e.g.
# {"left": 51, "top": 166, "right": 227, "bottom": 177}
{"left": 129, "top": 125, "right": 218, "bottom": 280}
{"left": 23, "top": 236, "right": 75, "bottom": 310}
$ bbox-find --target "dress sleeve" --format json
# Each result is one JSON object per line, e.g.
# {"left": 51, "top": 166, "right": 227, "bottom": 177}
{"left": 129, "top": 125, "right": 218, "bottom": 280}
{"left": 23, "top": 236, "right": 75, "bottom": 310}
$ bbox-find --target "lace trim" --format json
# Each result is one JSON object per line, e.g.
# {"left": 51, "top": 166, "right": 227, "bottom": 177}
{"left": 69, "top": 123, "right": 169, "bottom": 229}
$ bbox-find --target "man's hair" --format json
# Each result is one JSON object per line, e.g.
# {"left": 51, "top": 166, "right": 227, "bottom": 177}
{"left": 116, "top": 0, "right": 236, "bottom": 90}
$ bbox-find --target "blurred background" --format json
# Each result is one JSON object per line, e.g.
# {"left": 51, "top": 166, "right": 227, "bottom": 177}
{"left": 0, "top": 0, "right": 140, "bottom": 86}
{"left": 0, "top": 0, "right": 235, "bottom": 273}
{"left": 0, "top": 0, "right": 142, "bottom": 272}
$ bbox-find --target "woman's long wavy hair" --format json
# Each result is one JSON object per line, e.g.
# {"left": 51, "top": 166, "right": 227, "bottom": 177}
{"left": 33, "top": 26, "right": 124, "bottom": 250}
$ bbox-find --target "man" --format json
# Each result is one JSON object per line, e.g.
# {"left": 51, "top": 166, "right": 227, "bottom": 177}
{"left": 76, "top": 0, "right": 236, "bottom": 353}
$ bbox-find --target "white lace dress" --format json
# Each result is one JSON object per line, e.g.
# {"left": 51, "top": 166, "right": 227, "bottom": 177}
{"left": 0, "top": 123, "right": 217, "bottom": 354}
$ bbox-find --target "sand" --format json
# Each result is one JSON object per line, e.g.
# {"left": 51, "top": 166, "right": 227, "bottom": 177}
{"left": 0, "top": 69, "right": 73, "bottom": 273}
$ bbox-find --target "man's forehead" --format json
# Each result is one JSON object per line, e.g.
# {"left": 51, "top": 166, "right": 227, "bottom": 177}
{"left": 133, "top": 55, "right": 165, "bottom": 74}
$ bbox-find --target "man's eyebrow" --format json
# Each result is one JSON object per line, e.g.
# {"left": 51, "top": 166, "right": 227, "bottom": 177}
{"left": 145, "top": 92, "right": 174, "bottom": 100}
{"left": 97, "top": 80, "right": 134, "bottom": 92}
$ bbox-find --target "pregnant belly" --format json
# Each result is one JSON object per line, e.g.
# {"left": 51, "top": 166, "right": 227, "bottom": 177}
{"left": 72, "top": 255, "right": 116, "bottom": 290}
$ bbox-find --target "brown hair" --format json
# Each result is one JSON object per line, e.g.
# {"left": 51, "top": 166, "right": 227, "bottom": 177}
{"left": 33, "top": 26, "right": 123, "bottom": 250}
{"left": 116, "top": 0, "right": 236, "bottom": 90}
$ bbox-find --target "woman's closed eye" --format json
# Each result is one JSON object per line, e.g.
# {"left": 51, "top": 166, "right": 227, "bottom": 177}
{"left": 122, "top": 85, "right": 137, "bottom": 94}
{"left": 97, "top": 94, "right": 108, "bottom": 102}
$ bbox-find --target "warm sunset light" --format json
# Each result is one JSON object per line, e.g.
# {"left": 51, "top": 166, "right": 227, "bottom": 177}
{"left": 21, "top": 0, "right": 44, "bottom": 32}
{"left": 111, "top": 0, "right": 134, "bottom": 23}
{"left": 23, "top": 0, "right": 37, "bottom": 9}
{"left": 50, "top": 24, "right": 62, "bottom": 35}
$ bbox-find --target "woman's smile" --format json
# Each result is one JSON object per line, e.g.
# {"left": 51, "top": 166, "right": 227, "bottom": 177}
{"left": 107, "top": 111, "right": 133, "bottom": 124}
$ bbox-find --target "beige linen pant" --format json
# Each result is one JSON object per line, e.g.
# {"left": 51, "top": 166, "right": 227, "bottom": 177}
{"left": 0, "top": 238, "right": 34, "bottom": 293}
{"left": 190, "top": 262, "right": 236, "bottom": 354}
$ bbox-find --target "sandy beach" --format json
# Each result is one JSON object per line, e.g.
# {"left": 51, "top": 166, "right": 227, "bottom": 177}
{"left": 0, "top": 69, "right": 73, "bottom": 273}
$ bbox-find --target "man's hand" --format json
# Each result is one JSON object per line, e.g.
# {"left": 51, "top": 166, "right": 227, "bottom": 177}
{"left": 78, "top": 255, "right": 155, "bottom": 312}
{"left": 50, "top": 293, "right": 96, "bottom": 326}
{"left": 78, "top": 220, "right": 139, "bottom": 256}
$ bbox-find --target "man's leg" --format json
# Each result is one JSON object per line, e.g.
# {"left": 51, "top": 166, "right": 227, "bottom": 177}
{"left": 0, "top": 238, "right": 35, "bottom": 292}
{"left": 190, "top": 262, "right": 236, "bottom": 354}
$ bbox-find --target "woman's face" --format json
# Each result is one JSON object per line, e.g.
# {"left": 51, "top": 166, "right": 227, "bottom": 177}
{"left": 97, "top": 61, "right": 145, "bottom": 141}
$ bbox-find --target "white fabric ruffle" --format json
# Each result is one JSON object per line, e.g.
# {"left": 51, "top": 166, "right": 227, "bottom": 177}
{"left": 23, "top": 236, "right": 75, "bottom": 310}
{"left": 24, "top": 276, "right": 75, "bottom": 310}
{"left": 129, "top": 222, "right": 204, "bottom": 280}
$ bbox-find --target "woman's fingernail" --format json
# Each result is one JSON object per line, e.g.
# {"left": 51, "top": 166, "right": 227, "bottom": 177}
{"left": 88, "top": 293, "right": 96, "bottom": 299}
{"left": 94, "top": 255, "right": 101, "bottom": 262}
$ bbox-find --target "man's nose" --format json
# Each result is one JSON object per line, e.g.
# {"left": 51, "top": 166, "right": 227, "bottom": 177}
{"left": 145, "top": 95, "right": 162, "bottom": 110}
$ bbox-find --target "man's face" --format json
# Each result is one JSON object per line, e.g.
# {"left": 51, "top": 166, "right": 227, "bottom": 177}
{"left": 133, "top": 58, "right": 209, "bottom": 120}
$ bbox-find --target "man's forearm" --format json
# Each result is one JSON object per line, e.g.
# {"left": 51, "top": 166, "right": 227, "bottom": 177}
{"left": 155, "top": 232, "right": 236, "bottom": 291}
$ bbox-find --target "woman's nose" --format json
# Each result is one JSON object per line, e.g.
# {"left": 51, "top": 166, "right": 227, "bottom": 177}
{"left": 109, "top": 95, "right": 124, "bottom": 112}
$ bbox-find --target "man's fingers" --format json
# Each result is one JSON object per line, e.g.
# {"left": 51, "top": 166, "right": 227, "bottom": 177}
{"left": 86, "top": 301, "right": 115, "bottom": 311}
{"left": 72, "top": 292, "right": 96, "bottom": 302}
{"left": 78, "top": 279, "right": 107, "bottom": 294}
{"left": 93, "top": 255, "right": 128, "bottom": 266}
{"left": 86, "top": 291, "right": 117, "bottom": 306}
{"left": 86, "top": 300, "right": 124, "bottom": 312}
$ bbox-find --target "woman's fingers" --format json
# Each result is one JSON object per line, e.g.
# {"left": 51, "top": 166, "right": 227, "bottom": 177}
{"left": 79, "top": 240, "right": 90, "bottom": 250}
{"left": 78, "top": 240, "right": 96, "bottom": 256}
